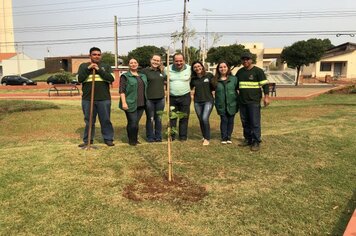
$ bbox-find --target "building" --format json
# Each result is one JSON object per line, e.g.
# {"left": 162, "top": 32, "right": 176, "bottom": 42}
{"left": 0, "top": 0, "right": 16, "bottom": 53}
{"left": 44, "top": 56, "right": 90, "bottom": 74}
{"left": 302, "top": 42, "right": 356, "bottom": 80}
{"left": 0, "top": 52, "right": 16, "bottom": 76}
{"left": 2, "top": 53, "right": 44, "bottom": 76}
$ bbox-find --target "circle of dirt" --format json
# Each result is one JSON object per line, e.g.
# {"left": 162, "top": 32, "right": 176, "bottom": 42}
{"left": 123, "top": 173, "right": 208, "bottom": 202}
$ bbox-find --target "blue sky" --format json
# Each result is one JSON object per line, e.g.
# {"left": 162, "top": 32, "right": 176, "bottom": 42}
{"left": 11, "top": 0, "right": 356, "bottom": 59}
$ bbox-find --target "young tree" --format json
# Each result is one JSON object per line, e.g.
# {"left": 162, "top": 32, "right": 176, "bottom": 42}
{"left": 281, "top": 38, "right": 333, "bottom": 86}
{"left": 126, "top": 46, "right": 165, "bottom": 68}
{"left": 206, "top": 44, "right": 255, "bottom": 70}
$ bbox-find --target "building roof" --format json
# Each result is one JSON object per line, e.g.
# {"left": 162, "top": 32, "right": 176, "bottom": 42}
{"left": 0, "top": 53, "right": 17, "bottom": 62}
{"left": 322, "top": 42, "right": 356, "bottom": 59}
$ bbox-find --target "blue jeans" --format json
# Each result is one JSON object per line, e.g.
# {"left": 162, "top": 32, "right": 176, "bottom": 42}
{"left": 219, "top": 113, "right": 235, "bottom": 141}
{"left": 239, "top": 103, "right": 261, "bottom": 144}
{"left": 170, "top": 93, "right": 191, "bottom": 140}
{"left": 145, "top": 98, "right": 165, "bottom": 141}
{"left": 194, "top": 101, "right": 213, "bottom": 140}
{"left": 124, "top": 107, "right": 145, "bottom": 144}
{"left": 81, "top": 100, "right": 114, "bottom": 143}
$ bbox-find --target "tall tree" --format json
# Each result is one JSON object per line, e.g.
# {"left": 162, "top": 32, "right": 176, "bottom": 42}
{"left": 281, "top": 38, "right": 333, "bottom": 86}
{"left": 126, "top": 45, "right": 165, "bottom": 68}
{"left": 101, "top": 51, "right": 115, "bottom": 66}
{"left": 206, "top": 44, "right": 255, "bottom": 70}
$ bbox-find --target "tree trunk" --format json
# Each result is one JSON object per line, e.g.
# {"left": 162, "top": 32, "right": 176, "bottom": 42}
{"left": 295, "top": 66, "right": 301, "bottom": 86}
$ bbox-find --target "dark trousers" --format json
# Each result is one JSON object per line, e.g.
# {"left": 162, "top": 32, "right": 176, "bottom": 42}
{"left": 124, "top": 107, "right": 145, "bottom": 144}
{"left": 194, "top": 101, "right": 213, "bottom": 140}
{"left": 145, "top": 98, "right": 165, "bottom": 141}
{"left": 239, "top": 103, "right": 262, "bottom": 144}
{"left": 219, "top": 112, "right": 235, "bottom": 141}
{"left": 169, "top": 92, "right": 191, "bottom": 140}
{"left": 82, "top": 100, "right": 114, "bottom": 143}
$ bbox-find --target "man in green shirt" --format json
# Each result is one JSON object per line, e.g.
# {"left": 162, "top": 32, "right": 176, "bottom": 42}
{"left": 236, "top": 52, "right": 270, "bottom": 151}
{"left": 165, "top": 53, "right": 191, "bottom": 141}
{"left": 77, "top": 47, "right": 115, "bottom": 147}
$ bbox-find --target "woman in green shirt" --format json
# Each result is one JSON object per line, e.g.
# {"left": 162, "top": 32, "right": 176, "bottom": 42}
{"left": 119, "top": 58, "right": 147, "bottom": 146}
{"left": 212, "top": 61, "right": 238, "bottom": 144}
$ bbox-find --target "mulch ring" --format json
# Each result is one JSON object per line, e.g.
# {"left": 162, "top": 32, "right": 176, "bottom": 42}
{"left": 329, "top": 85, "right": 356, "bottom": 94}
{"left": 123, "top": 170, "right": 208, "bottom": 203}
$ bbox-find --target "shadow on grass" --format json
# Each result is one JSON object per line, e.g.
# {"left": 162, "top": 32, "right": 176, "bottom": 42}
{"left": 0, "top": 100, "right": 59, "bottom": 120}
{"left": 332, "top": 190, "right": 356, "bottom": 235}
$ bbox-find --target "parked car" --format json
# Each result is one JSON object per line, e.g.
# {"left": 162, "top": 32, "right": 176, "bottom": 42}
{"left": 1, "top": 75, "right": 37, "bottom": 86}
{"left": 47, "top": 75, "right": 80, "bottom": 85}
{"left": 46, "top": 75, "right": 66, "bottom": 85}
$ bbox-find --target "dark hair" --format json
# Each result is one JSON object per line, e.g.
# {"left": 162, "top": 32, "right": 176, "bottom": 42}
{"left": 151, "top": 54, "right": 162, "bottom": 60}
{"left": 191, "top": 61, "right": 206, "bottom": 79}
{"left": 212, "top": 61, "right": 232, "bottom": 87}
{"left": 173, "top": 52, "right": 185, "bottom": 61}
{"left": 89, "top": 47, "right": 101, "bottom": 54}
{"left": 128, "top": 57, "right": 139, "bottom": 64}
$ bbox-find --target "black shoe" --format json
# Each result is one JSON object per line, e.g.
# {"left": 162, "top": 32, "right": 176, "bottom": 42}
{"left": 250, "top": 142, "right": 260, "bottom": 151}
{"left": 104, "top": 141, "right": 115, "bottom": 146}
{"left": 129, "top": 142, "right": 137, "bottom": 146}
{"left": 238, "top": 140, "right": 252, "bottom": 147}
{"left": 78, "top": 141, "right": 93, "bottom": 147}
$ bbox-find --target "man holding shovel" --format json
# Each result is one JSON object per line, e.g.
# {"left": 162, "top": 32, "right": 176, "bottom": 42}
{"left": 77, "top": 47, "right": 115, "bottom": 147}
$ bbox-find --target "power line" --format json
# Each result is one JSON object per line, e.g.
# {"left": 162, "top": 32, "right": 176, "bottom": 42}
{"left": 4, "top": 30, "right": 355, "bottom": 47}
{"left": 191, "top": 10, "right": 356, "bottom": 21}
{"left": 10, "top": 0, "right": 172, "bottom": 16}
{"left": 0, "top": 13, "right": 182, "bottom": 34}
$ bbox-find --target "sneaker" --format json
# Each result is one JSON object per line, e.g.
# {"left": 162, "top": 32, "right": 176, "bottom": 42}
{"left": 238, "top": 140, "right": 252, "bottom": 147}
{"left": 250, "top": 142, "right": 260, "bottom": 151}
{"left": 221, "top": 141, "right": 227, "bottom": 144}
{"left": 226, "top": 140, "right": 232, "bottom": 144}
{"left": 104, "top": 141, "right": 115, "bottom": 146}
{"left": 203, "top": 139, "right": 210, "bottom": 146}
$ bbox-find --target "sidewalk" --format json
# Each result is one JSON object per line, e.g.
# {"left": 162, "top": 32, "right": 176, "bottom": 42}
{"left": 0, "top": 84, "right": 343, "bottom": 100}
{"left": 270, "top": 84, "right": 339, "bottom": 100}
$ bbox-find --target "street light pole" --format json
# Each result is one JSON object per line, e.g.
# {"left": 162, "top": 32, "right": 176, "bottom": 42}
{"left": 182, "top": 0, "right": 188, "bottom": 58}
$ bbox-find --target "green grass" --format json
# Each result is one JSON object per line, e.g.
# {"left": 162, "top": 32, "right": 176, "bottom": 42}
{"left": 0, "top": 95, "right": 355, "bottom": 235}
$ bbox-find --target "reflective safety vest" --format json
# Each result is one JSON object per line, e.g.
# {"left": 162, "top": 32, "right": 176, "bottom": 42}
{"left": 239, "top": 79, "right": 269, "bottom": 89}
{"left": 83, "top": 73, "right": 114, "bottom": 83}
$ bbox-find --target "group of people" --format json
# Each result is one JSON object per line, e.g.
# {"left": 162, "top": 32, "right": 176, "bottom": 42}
{"left": 77, "top": 47, "right": 270, "bottom": 151}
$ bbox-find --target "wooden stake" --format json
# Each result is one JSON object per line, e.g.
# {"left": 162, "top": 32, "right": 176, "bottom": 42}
{"left": 86, "top": 69, "right": 96, "bottom": 150}
{"left": 166, "top": 49, "right": 173, "bottom": 182}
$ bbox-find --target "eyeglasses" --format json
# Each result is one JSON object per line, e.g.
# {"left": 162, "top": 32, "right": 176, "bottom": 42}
{"left": 91, "top": 53, "right": 101, "bottom": 56}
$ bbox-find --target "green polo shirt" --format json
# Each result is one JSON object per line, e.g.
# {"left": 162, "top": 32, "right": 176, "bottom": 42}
{"left": 141, "top": 67, "right": 165, "bottom": 99}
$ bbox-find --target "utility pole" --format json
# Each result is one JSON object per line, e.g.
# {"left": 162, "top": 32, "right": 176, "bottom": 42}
{"left": 15, "top": 43, "right": 21, "bottom": 76}
{"left": 114, "top": 15, "right": 118, "bottom": 69}
{"left": 137, "top": 0, "right": 140, "bottom": 47}
{"left": 202, "top": 8, "right": 212, "bottom": 65}
{"left": 182, "top": 0, "right": 188, "bottom": 58}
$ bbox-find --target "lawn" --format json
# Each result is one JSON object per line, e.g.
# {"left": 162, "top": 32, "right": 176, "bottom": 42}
{"left": 0, "top": 95, "right": 355, "bottom": 235}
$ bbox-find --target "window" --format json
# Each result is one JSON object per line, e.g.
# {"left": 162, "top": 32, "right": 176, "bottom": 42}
{"left": 320, "top": 62, "right": 332, "bottom": 71}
